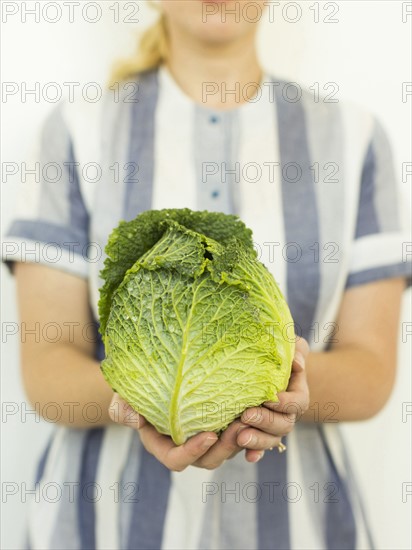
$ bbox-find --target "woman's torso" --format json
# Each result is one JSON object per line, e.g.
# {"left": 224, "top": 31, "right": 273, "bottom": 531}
{"left": 26, "top": 67, "right": 379, "bottom": 550}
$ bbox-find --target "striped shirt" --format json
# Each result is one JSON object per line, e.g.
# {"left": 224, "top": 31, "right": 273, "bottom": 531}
{"left": 3, "top": 66, "right": 411, "bottom": 550}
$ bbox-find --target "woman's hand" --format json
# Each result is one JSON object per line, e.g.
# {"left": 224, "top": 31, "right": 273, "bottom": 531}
{"left": 109, "top": 337, "right": 310, "bottom": 471}
{"left": 239, "top": 336, "right": 310, "bottom": 462}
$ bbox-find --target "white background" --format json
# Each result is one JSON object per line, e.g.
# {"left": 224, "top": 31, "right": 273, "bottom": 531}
{"left": 1, "top": 1, "right": 411, "bottom": 549}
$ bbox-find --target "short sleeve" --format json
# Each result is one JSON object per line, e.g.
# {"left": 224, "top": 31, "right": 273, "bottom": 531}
{"left": 2, "top": 103, "right": 90, "bottom": 278}
{"left": 346, "top": 116, "right": 412, "bottom": 288}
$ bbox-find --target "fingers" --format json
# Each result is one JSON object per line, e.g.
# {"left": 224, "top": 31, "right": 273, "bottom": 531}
{"left": 194, "top": 419, "right": 282, "bottom": 468}
{"left": 237, "top": 427, "right": 282, "bottom": 450}
{"left": 241, "top": 406, "right": 296, "bottom": 436}
{"left": 263, "top": 381, "right": 310, "bottom": 419}
{"left": 263, "top": 338, "right": 310, "bottom": 417}
{"left": 109, "top": 373, "right": 306, "bottom": 472}
{"left": 109, "top": 394, "right": 218, "bottom": 472}
{"left": 296, "top": 336, "right": 310, "bottom": 357}
{"left": 109, "top": 393, "right": 146, "bottom": 428}
{"left": 283, "top": 367, "right": 310, "bottom": 403}
{"left": 292, "top": 336, "right": 310, "bottom": 373}
{"left": 193, "top": 420, "right": 247, "bottom": 469}
{"left": 245, "top": 449, "right": 266, "bottom": 463}
{"left": 139, "top": 424, "right": 218, "bottom": 472}
{"left": 236, "top": 337, "right": 310, "bottom": 460}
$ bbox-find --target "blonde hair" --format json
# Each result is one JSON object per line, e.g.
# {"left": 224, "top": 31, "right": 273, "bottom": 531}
{"left": 108, "top": 12, "right": 168, "bottom": 86}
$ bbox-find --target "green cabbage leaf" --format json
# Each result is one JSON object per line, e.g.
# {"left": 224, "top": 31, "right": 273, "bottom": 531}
{"left": 99, "top": 209, "right": 294, "bottom": 444}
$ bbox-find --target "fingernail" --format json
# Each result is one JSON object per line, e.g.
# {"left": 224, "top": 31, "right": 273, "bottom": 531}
{"left": 294, "top": 352, "right": 305, "bottom": 370}
{"left": 251, "top": 451, "right": 264, "bottom": 463}
{"left": 241, "top": 434, "right": 256, "bottom": 446}
{"left": 244, "top": 410, "right": 259, "bottom": 423}
{"left": 203, "top": 436, "right": 217, "bottom": 449}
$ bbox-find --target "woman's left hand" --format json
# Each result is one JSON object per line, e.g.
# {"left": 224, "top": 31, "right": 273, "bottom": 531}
{"left": 237, "top": 336, "right": 310, "bottom": 462}
{"left": 192, "top": 337, "right": 310, "bottom": 468}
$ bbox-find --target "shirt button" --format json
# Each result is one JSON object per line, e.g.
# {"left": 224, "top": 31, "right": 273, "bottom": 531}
{"left": 211, "top": 190, "right": 220, "bottom": 198}
{"left": 210, "top": 115, "right": 219, "bottom": 124}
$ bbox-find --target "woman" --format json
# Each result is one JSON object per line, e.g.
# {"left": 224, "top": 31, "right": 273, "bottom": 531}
{"left": 4, "top": 1, "right": 410, "bottom": 548}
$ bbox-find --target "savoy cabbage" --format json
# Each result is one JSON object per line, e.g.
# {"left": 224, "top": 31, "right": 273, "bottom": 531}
{"left": 99, "top": 209, "right": 294, "bottom": 444}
